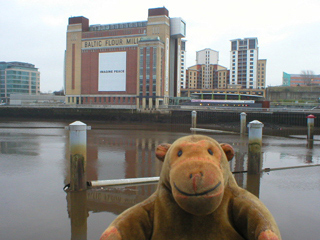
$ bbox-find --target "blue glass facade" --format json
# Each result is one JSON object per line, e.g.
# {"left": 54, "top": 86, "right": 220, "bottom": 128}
{"left": 282, "top": 72, "right": 291, "bottom": 86}
{"left": 0, "top": 62, "right": 40, "bottom": 103}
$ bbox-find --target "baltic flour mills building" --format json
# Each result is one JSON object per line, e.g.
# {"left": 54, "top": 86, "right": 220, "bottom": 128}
{"left": 65, "top": 7, "right": 186, "bottom": 109}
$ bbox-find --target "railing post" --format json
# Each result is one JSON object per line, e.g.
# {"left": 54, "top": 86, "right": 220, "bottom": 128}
{"left": 247, "top": 120, "right": 264, "bottom": 174}
{"left": 240, "top": 112, "right": 247, "bottom": 135}
{"left": 67, "top": 121, "right": 90, "bottom": 191}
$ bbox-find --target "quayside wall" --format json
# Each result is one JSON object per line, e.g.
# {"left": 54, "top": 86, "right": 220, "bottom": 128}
{"left": 0, "top": 106, "right": 319, "bottom": 127}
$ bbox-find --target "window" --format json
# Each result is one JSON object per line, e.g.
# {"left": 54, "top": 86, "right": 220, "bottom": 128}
{"left": 239, "top": 40, "right": 246, "bottom": 46}
{"left": 231, "top": 41, "right": 237, "bottom": 51}
{"left": 249, "top": 39, "right": 256, "bottom": 49}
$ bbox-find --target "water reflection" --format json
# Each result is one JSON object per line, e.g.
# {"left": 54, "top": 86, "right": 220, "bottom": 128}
{"left": 231, "top": 135, "right": 247, "bottom": 188}
{"left": 230, "top": 135, "right": 262, "bottom": 198}
{"left": 307, "top": 139, "right": 314, "bottom": 150}
{"left": 67, "top": 191, "right": 88, "bottom": 240}
{"left": 86, "top": 185, "right": 157, "bottom": 214}
{"left": 0, "top": 129, "right": 40, "bottom": 156}
{"left": 1, "top": 120, "right": 319, "bottom": 240}
{"left": 0, "top": 141, "right": 38, "bottom": 155}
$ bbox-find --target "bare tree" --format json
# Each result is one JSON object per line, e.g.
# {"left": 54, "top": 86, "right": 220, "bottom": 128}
{"left": 300, "top": 70, "right": 315, "bottom": 86}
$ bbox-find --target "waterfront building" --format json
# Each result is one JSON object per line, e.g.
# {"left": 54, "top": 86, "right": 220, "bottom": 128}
{"left": 186, "top": 65, "right": 201, "bottom": 89}
{"left": 9, "top": 93, "right": 64, "bottom": 105}
{"left": 230, "top": 38, "right": 259, "bottom": 89}
{"left": 257, "top": 59, "right": 267, "bottom": 89}
{"left": 282, "top": 72, "right": 320, "bottom": 86}
{"left": 196, "top": 48, "right": 219, "bottom": 89}
{"left": 0, "top": 61, "right": 40, "bottom": 104}
{"left": 180, "top": 40, "right": 187, "bottom": 89}
{"left": 185, "top": 48, "right": 229, "bottom": 90}
{"left": 217, "top": 67, "right": 229, "bottom": 89}
{"left": 186, "top": 63, "right": 229, "bottom": 90}
{"left": 196, "top": 48, "right": 219, "bottom": 65}
{"left": 65, "top": 7, "right": 186, "bottom": 109}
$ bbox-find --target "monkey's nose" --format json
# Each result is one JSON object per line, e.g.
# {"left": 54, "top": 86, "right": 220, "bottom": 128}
{"left": 189, "top": 172, "right": 204, "bottom": 192}
{"left": 189, "top": 172, "right": 203, "bottom": 179}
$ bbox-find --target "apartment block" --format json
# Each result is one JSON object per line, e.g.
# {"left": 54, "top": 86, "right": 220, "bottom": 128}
{"left": 230, "top": 38, "right": 259, "bottom": 89}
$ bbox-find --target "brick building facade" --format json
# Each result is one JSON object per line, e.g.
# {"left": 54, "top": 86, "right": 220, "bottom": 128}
{"left": 65, "top": 7, "right": 186, "bottom": 109}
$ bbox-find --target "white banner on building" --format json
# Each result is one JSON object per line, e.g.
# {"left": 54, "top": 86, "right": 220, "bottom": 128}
{"left": 99, "top": 52, "right": 126, "bottom": 91}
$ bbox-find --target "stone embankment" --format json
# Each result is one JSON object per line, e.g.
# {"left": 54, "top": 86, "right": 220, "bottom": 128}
{"left": 0, "top": 106, "right": 319, "bottom": 128}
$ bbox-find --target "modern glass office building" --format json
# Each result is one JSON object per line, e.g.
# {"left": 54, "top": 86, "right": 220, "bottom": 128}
{"left": 0, "top": 61, "right": 40, "bottom": 103}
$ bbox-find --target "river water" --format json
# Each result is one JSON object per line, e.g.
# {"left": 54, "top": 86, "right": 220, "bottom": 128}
{"left": 0, "top": 119, "right": 319, "bottom": 240}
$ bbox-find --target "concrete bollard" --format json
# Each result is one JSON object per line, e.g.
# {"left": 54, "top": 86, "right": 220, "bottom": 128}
{"left": 247, "top": 120, "right": 264, "bottom": 174}
{"left": 307, "top": 114, "right": 315, "bottom": 140}
{"left": 307, "top": 114, "right": 315, "bottom": 149}
{"left": 67, "top": 121, "right": 91, "bottom": 191}
{"left": 240, "top": 112, "right": 247, "bottom": 135}
{"left": 191, "top": 110, "right": 197, "bottom": 134}
{"left": 191, "top": 110, "right": 197, "bottom": 128}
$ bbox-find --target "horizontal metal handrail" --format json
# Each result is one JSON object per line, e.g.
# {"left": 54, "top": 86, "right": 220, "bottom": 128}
{"left": 89, "top": 177, "right": 160, "bottom": 187}
{"left": 190, "top": 127, "right": 237, "bottom": 134}
{"left": 85, "top": 164, "right": 320, "bottom": 188}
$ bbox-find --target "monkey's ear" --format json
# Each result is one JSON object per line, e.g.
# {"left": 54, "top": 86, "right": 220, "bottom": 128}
{"left": 155, "top": 143, "right": 171, "bottom": 162}
{"left": 220, "top": 143, "right": 234, "bottom": 161}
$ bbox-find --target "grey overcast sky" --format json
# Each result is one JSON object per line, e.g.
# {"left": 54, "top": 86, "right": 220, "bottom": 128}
{"left": 1, "top": 0, "right": 319, "bottom": 93}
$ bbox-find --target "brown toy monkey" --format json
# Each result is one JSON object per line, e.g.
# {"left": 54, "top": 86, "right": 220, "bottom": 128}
{"left": 100, "top": 135, "right": 281, "bottom": 240}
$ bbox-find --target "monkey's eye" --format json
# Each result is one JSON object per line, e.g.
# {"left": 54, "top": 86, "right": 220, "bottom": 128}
{"left": 208, "top": 149, "right": 213, "bottom": 155}
{"left": 177, "top": 150, "right": 183, "bottom": 157}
